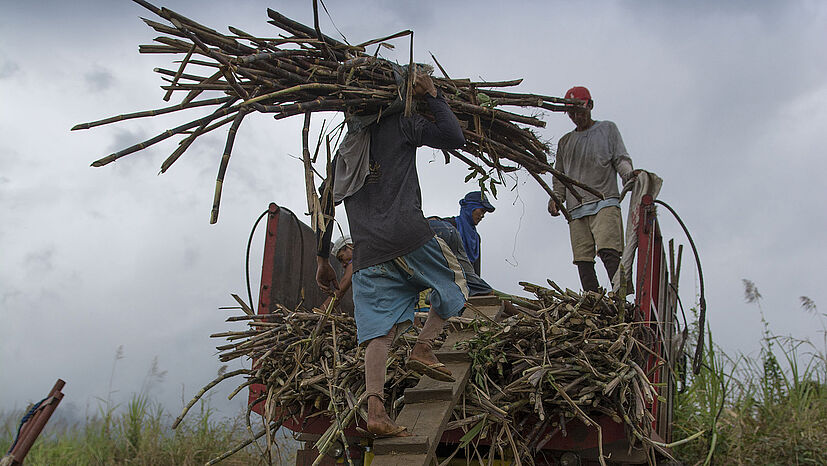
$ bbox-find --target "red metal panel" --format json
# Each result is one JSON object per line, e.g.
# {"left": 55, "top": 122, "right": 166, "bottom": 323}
{"left": 634, "top": 194, "right": 665, "bottom": 432}
{"left": 249, "top": 203, "right": 280, "bottom": 416}
{"left": 249, "top": 203, "right": 354, "bottom": 432}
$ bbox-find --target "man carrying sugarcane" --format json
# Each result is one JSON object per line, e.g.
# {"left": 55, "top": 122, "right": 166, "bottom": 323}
{"left": 548, "top": 86, "right": 638, "bottom": 292}
{"left": 315, "top": 70, "right": 468, "bottom": 438}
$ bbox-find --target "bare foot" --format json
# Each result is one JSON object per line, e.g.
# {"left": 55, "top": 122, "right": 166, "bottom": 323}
{"left": 407, "top": 342, "right": 454, "bottom": 382}
{"left": 409, "top": 342, "right": 439, "bottom": 366}
{"left": 502, "top": 300, "right": 518, "bottom": 316}
{"left": 367, "top": 396, "right": 410, "bottom": 437}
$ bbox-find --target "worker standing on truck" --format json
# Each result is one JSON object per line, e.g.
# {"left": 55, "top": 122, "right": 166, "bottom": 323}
{"left": 444, "top": 191, "right": 495, "bottom": 275}
{"left": 315, "top": 69, "right": 468, "bottom": 438}
{"left": 548, "top": 86, "right": 638, "bottom": 292}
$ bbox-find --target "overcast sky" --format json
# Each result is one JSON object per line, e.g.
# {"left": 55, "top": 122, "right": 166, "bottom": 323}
{"left": 2, "top": 0, "right": 826, "bottom": 421}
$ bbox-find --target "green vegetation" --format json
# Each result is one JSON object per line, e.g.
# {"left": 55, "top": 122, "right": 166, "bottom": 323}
{"left": 1, "top": 352, "right": 296, "bottom": 465}
{"left": 0, "top": 396, "right": 297, "bottom": 465}
{"left": 672, "top": 281, "right": 827, "bottom": 465}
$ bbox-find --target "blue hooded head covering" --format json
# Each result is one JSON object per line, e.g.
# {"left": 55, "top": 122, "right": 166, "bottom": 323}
{"left": 455, "top": 191, "right": 495, "bottom": 264}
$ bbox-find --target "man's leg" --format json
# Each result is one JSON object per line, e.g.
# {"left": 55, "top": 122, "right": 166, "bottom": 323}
{"left": 352, "top": 263, "right": 417, "bottom": 436}
{"left": 569, "top": 216, "right": 597, "bottom": 291}
{"left": 364, "top": 324, "right": 408, "bottom": 435}
{"left": 592, "top": 206, "right": 625, "bottom": 285}
{"left": 597, "top": 248, "right": 621, "bottom": 282}
{"left": 401, "top": 237, "right": 468, "bottom": 381}
{"left": 409, "top": 307, "right": 447, "bottom": 365}
{"left": 575, "top": 261, "right": 600, "bottom": 292}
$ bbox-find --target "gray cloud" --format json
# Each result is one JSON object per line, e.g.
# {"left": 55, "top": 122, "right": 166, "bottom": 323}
{"left": 1, "top": 286, "right": 23, "bottom": 308}
{"left": 182, "top": 247, "right": 199, "bottom": 268}
{"left": 24, "top": 246, "right": 56, "bottom": 276}
{"left": 0, "top": 143, "right": 19, "bottom": 169}
{"left": 377, "top": 0, "right": 436, "bottom": 29}
{"left": 0, "top": 60, "right": 20, "bottom": 79}
{"left": 102, "top": 128, "right": 157, "bottom": 174}
{"left": 84, "top": 67, "right": 115, "bottom": 92}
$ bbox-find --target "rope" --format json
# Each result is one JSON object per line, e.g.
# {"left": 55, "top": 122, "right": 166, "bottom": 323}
{"left": 6, "top": 397, "right": 49, "bottom": 454}
{"left": 653, "top": 199, "right": 707, "bottom": 375}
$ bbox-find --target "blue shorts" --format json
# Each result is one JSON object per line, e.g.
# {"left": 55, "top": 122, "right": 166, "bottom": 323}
{"left": 351, "top": 236, "right": 469, "bottom": 344}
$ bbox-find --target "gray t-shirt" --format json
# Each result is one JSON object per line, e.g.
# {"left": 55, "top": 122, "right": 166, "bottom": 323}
{"left": 345, "top": 94, "right": 465, "bottom": 271}
{"left": 552, "top": 120, "right": 633, "bottom": 211}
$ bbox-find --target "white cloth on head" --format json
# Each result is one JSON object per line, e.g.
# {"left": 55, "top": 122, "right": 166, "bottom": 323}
{"left": 332, "top": 235, "right": 353, "bottom": 257}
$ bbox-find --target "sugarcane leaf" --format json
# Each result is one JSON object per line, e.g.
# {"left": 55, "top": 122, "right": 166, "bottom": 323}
{"left": 477, "top": 92, "right": 492, "bottom": 108}
{"left": 459, "top": 417, "right": 487, "bottom": 448}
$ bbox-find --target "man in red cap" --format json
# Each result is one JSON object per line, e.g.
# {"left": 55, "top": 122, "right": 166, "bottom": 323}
{"left": 548, "top": 86, "right": 637, "bottom": 292}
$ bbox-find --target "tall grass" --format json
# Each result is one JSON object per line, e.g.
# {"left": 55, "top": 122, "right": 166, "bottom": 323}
{"left": 0, "top": 396, "right": 287, "bottom": 465}
{"left": 1, "top": 350, "right": 296, "bottom": 465}
{"left": 672, "top": 281, "right": 827, "bottom": 465}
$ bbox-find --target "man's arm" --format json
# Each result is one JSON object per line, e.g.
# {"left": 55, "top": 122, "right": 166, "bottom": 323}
{"left": 315, "top": 164, "right": 339, "bottom": 294}
{"left": 614, "top": 157, "right": 634, "bottom": 183}
{"left": 608, "top": 122, "right": 634, "bottom": 182}
{"left": 321, "top": 261, "right": 352, "bottom": 310}
{"left": 403, "top": 74, "right": 465, "bottom": 150}
{"left": 337, "top": 262, "right": 353, "bottom": 298}
{"left": 549, "top": 135, "right": 568, "bottom": 216}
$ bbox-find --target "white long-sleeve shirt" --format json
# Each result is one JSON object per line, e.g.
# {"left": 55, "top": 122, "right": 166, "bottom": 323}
{"left": 552, "top": 120, "right": 633, "bottom": 214}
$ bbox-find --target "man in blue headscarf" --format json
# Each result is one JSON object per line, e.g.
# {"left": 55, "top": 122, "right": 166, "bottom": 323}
{"left": 443, "top": 191, "right": 495, "bottom": 275}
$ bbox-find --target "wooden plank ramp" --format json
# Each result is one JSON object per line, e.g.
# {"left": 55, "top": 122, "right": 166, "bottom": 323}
{"left": 370, "top": 295, "right": 503, "bottom": 466}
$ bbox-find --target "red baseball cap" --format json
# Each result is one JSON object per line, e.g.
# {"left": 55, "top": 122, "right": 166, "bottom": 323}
{"left": 565, "top": 86, "right": 591, "bottom": 104}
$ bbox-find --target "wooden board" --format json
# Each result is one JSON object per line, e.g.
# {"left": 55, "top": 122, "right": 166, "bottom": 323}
{"left": 370, "top": 300, "right": 504, "bottom": 465}
{"left": 372, "top": 358, "right": 472, "bottom": 464}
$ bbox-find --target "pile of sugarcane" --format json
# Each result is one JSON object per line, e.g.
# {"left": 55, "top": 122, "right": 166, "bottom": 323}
{"left": 447, "top": 282, "right": 665, "bottom": 464}
{"left": 175, "top": 282, "right": 669, "bottom": 465}
{"left": 73, "top": 0, "right": 602, "bottom": 224}
{"left": 172, "top": 300, "right": 422, "bottom": 465}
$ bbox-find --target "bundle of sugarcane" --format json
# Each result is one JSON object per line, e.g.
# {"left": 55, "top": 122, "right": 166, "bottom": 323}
{"left": 73, "top": 0, "right": 602, "bottom": 224}
{"left": 445, "top": 282, "right": 667, "bottom": 464}
{"left": 173, "top": 301, "right": 422, "bottom": 465}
